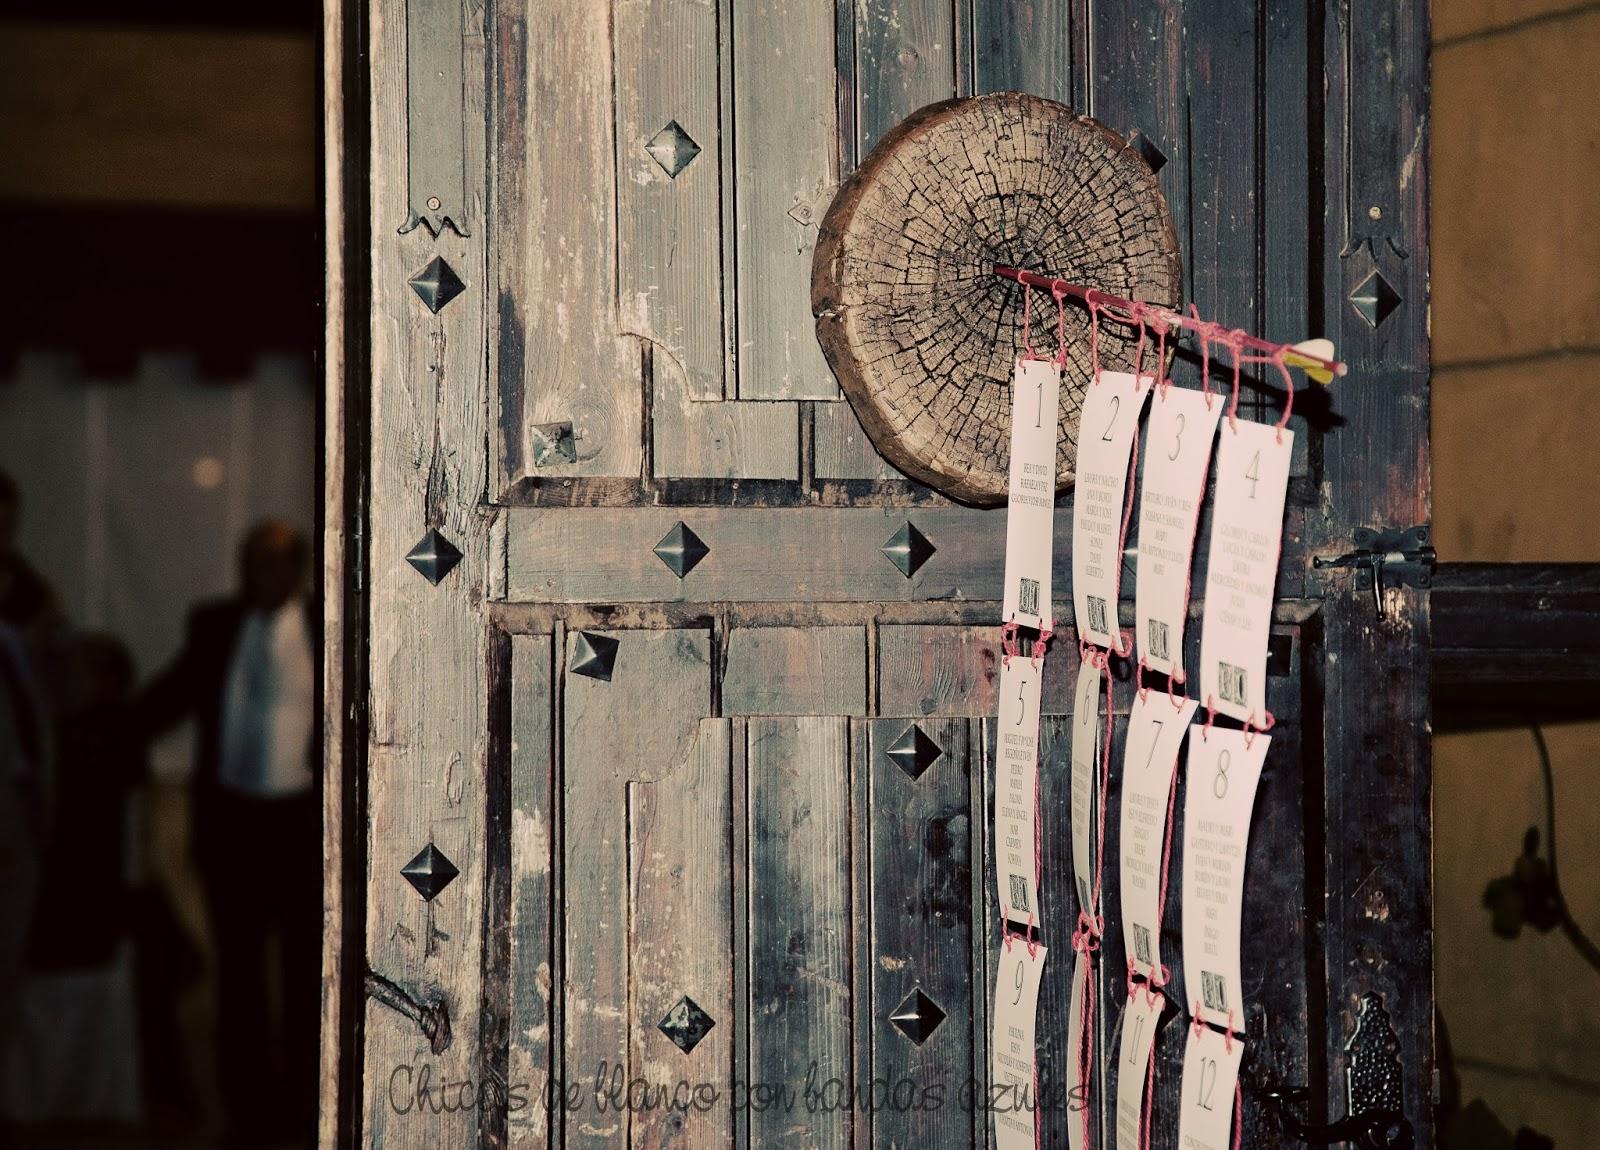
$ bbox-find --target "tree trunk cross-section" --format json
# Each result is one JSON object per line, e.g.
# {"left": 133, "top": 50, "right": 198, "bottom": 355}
{"left": 812, "top": 91, "right": 1181, "bottom": 506}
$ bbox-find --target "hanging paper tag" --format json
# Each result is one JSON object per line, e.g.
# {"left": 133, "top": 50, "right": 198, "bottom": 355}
{"left": 1198, "top": 420, "right": 1294, "bottom": 722}
{"left": 1181, "top": 727, "right": 1269, "bottom": 1029}
{"left": 1114, "top": 989, "right": 1166, "bottom": 1150}
{"left": 1135, "top": 386, "right": 1224, "bottom": 678}
{"left": 1069, "top": 654, "right": 1101, "bottom": 916}
{"left": 996, "top": 653, "right": 1045, "bottom": 923}
{"left": 1003, "top": 358, "right": 1063, "bottom": 630}
{"left": 1117, "top": 691, "right": 1199, "bottom": 980}
{"left": 1072, "top": 370, "right": 1151, "bottom": 650}
{"left": 992, "top": 942, "right": 1048, "bottom": 1150}
{"left": 1065, "top": 952, "right": 1090, "bottom": 1150}
{"left": 1177, "top": 1024, "right": 1244, "bottom": 1150}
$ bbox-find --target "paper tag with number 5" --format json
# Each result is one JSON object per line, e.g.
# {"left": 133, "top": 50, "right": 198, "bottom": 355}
{"left": 996, "top": 653, "right": 1044, "bottom": 923}
{"left": 1136, "top": 386, "right": 1223, "bottom": 678}
{"left": 1117, "top": 691, "right": 1198, "bottom": 981}
{"left": 1198, "top": 420, "right": 1293, "bottom": 722}
{"left": 992, "top": 942, "right": 1047, "bottom": 1150}
{"left": 1072, "top": 371, "right": 1151, "bottom": 650}
{"left": 1003, "top": 358, "right": 1062, "bottom": 630}
{"left": 1177, "top": 1023, "right": 1244, "bottom": 1150}
{"left": 1182, "top": 726, "right": 1269, "bottom": 1031}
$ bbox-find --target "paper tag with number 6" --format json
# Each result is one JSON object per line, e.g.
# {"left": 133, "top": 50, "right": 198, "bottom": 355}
{"left": 1198, "top": 419, "right": 1293, "bottom": 722}
{"left": 1177, "top": 1023, "right": 1244, "bottom": 1150}
{"left": 992, "top": 942, "right": 1047, "bottom": 1150}
{"left": 1003, "top": 358, "right": 1062, "bottom": 630}
{"left": 1070, "top": 653, "right": 1101, "bottom": 918}
{"left": 1072, "top": 371, "right": 1151, "bottom": 650}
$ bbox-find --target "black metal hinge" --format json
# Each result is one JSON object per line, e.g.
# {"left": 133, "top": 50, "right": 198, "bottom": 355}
{"left": 1313, "top": 526, "right": 1436, "bottom": 620}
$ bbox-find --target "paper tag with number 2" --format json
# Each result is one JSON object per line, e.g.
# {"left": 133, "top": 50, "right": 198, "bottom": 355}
{"left": 1072, "top": 371, "right": 1151, "bottom": 650}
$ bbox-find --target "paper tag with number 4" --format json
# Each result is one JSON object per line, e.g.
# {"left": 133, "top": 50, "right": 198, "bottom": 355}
{"left": 1182, "top": 726, "right": 1269, "bottom": 1031}
{"left": 1177, "top": 1023, "right": 1244, "bottom": 1150}
{"left": 1003, "top": 358, "right": 1062, "bottom": 630}
{"left": 1136, "top": 385, "right": 1224, "bottom": 678}
{"left": 1072, "top": 371, "right": 1151, "bottom": 650}
{"left": 1118, "top": 691, "right": 1199, "bottom": 981}
{"left": 996, "top": 653, "right": 1044, "bottom": 923}
{"left": 992, "top": 942, "right": 1047, "bottom": 1150}
{"left": 1199, "top": 419, "right": 1293, "bottom": 722}
{"left": 1114, "top": 989, "right": 1165, "bottom": 1150}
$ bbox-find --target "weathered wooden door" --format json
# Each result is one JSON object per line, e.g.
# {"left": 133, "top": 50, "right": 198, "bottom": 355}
{"left": 324, "top": 0, "right": 1431, "bottom": 1147}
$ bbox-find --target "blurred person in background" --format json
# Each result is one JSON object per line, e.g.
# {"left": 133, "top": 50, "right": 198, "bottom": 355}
{"left": 137, "top": 519, "right": 318, "bottom": 1147}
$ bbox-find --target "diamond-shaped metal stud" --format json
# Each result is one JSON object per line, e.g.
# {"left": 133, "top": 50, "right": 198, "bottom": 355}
{"left": 658, "top": 995, "right": 716, "bottom": 1054}
{"left": 1131, "top": 131, "right": 1167, "bottom": 174}
{"left": 881, "top": 521, "right": 936, "bottom": 578}
{"left": 889, "top": 988, "right": 946, "bottom": 1045}
{"left": 1349, "top": 270, "right": 1402, "bottom": 328}
{"left": 645, "top": 120, "right": 701, "bottom": 178}
{"left": 408, "top": 256, "right": 466, "bottom": 314}
{"left": 406, "top": 528, "right": 462, "bottom": 585}
{"left": 570, "top": 631, "right": 620, "bottom": 682}
{"left": 401, "top": 843, "right": 460, "bottom": 902}
{"left": 531, "top": 421, "right": 578, "bottom": 466}
{"left": 653, "top": 521, "right": 710, "bottom": 578}
{"left": 886, "top": 723, "right": 943, "bottom": 781}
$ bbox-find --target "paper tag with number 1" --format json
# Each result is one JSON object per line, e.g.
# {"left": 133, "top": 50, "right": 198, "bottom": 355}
{"left": 1199, "top": 419, "right": 1293, "bottom": 722}
{"left": 1003, "top": 358, "right": 1062, "bottom": 630}
{"left": 992, "top": 942, "right": 1047, "bottom": 1150}
{"left": 1072, "top": 371, "right": 1151, "bottom": 649}
{"left": 996, "top": 652, "right": 1044, "bottom": 923}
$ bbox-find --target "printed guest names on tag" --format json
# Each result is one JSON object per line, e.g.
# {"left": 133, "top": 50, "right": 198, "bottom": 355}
{"left": 1181, "top": 727, "right": 1270, "bottom": 1031}
{"left": 1070, "top": 654, "right": 1100, "bottom": 915}
{"left": 1135, "top": 385, "right": 1224, "bottom": 678}
{"left": 996, "top": 653, "right": 1045, "bottom": 923}
{"left": 992, "top": 942, "right": 1048, "bottom": 1150}
{"left": 1117, "top": 691, "right": 1199, "bottom": 981}
{"left": 1065, "top": 952, "right": 1090, "bottom": 1150}
{"left": 1114, "top": 989, "right": 1166, "bottom": 1150}
{"left": 1072, "top": 370, "right": 1151, "bottom": 650}
{"left": 1177, "top": 1022, "right": 1244, "bottom": 1150}
{"left": 1198, "top": 419, "right": 1294, "bottom": 722}
{"left": 1003, "top": 358, "right": 1063, "bottom": 631}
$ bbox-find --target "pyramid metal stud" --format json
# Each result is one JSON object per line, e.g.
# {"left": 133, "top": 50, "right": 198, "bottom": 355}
{"left": 406, "top": 528, "right": 462, "bottom": 585}
{"left": 1131, "top": 132, "right": 1168, "bottom": 174}
{"left": 408, "top": 256, "right": 466, "bottom": 314}
{"left": 658, "top": 995, "right": 716, "bottom": 1054}
{"left": 1349, "top": 270, "right": 1402, "bottom": 328}
{"left": 570, "top": 631, "right": 620, "bottom": 682}
{"left": 889, "top": 988, "right": 946, "bottom": 1045}
{"left": 881, "top": 521, "right": 936, "bottom": 578}
{"left": 531, "top": 421, "right": 578, "bottom": 466}
{"left": 401, "top": 843, "right": 460, "bottom": 902}
{"left": 886, "top": 723, "right": 943, "bottom": 781}
{"left": 653, "top": 521, "right": 710, "bottom": 578}
{"left": 645, "top": 120, "right": 701, "bottom": 179}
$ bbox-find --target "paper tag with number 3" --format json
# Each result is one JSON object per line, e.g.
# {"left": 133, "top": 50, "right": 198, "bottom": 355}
{"left": 1199, "top": 420, "right": 1293, "bottom": 722}
{"left": 1072, "top": 371, "right": 1151, "bottom": 650}
{"left": 1003, "top": 358, "right": 1062, "bottom": 630}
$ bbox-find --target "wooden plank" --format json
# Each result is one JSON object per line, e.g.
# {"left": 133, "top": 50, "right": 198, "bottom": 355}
{"left": 867, "top": 717, "right": 974, "bottom": 1148}
{"left": 855, "top": 0, "right": 958, "bottom": 155}
{"left": 877, "top": 625, "right": 1074, "bottom": 718}
{"left": 972, "top": 0, "right": 1073, "bottom": 102}
{"left": 614, "top": 0, "right": 725, "bottom": 402}
{"left": 628, "top": 718, "right": 734, "bottom": 1149}
{"left": 491, "top": 0, "right": 641, "bottom": 486}
{"left": 732, "top": 0, "right": 840, "bottom": 400}
{"left": 563, "top": 628, "right": 713, "bottom": 1149}
{"left": 508, "top": 636, "right": 554, "bottom": 1149}
{"left": 360, "top": 0, "right": 491, "bottom": 1144}
{"left": 503, "top": 504, "right": 1309, "bottom": 604}
{"left": 723, "top": 625, "right": 868, "bottom": 716}
{"left": 812, "top": 401, "right": 901, "bottom": 481}
{"left": 650, "top": 348, "right": 802, "bottom": 479}
{"left": 746, "top": 717, "right": 853, "bottom": 1149}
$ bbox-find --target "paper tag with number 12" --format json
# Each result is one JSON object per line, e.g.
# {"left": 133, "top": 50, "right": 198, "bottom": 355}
{"left": 1003, "top": 358, "right": 1062, "bottom": 630}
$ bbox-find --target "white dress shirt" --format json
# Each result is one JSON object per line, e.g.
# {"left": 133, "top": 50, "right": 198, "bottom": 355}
{"left": 219, "top": 600, "right": 315, "bottom": 798}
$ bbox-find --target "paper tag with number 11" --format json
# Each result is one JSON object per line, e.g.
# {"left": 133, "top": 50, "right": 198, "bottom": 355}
{"left": 1003, "top": 358, "right": 1062, "bottom": 630}
{"left": 1198, "top": 420, "right": 1293, "bottom": 722}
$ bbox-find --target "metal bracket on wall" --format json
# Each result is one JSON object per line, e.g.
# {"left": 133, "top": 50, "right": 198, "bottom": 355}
{"left": 398, "top": 0, "right": 470, "bottom": 237}
{"left": 1313, "top": 526, "right": 1435, "bottom": 621}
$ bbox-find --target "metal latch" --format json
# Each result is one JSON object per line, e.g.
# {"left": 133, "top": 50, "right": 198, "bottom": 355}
{"left": 1313, "top": 526, "right": 1435, "bottom": 619}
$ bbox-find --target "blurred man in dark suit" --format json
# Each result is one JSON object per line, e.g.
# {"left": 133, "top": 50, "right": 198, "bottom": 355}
{"left": 137, "top": 519, "right": 318, "bottom": 1146}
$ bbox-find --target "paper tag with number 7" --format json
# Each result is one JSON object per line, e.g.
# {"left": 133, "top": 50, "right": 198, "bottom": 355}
{"left": 1072, "top": 371, "right": 1151, "bottom": 650}
{"left": 1118, "top": 691, "right": 1199, "bottom": 981}
{"left": 1177, "top": 1023, "right": 1244, "bottom": 1150}
{"left": 1002, "top": 358, "right": 1062, "bottom": 630}
{"left": 1198, "top": 420, "right": 1293, "bottom": 722}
